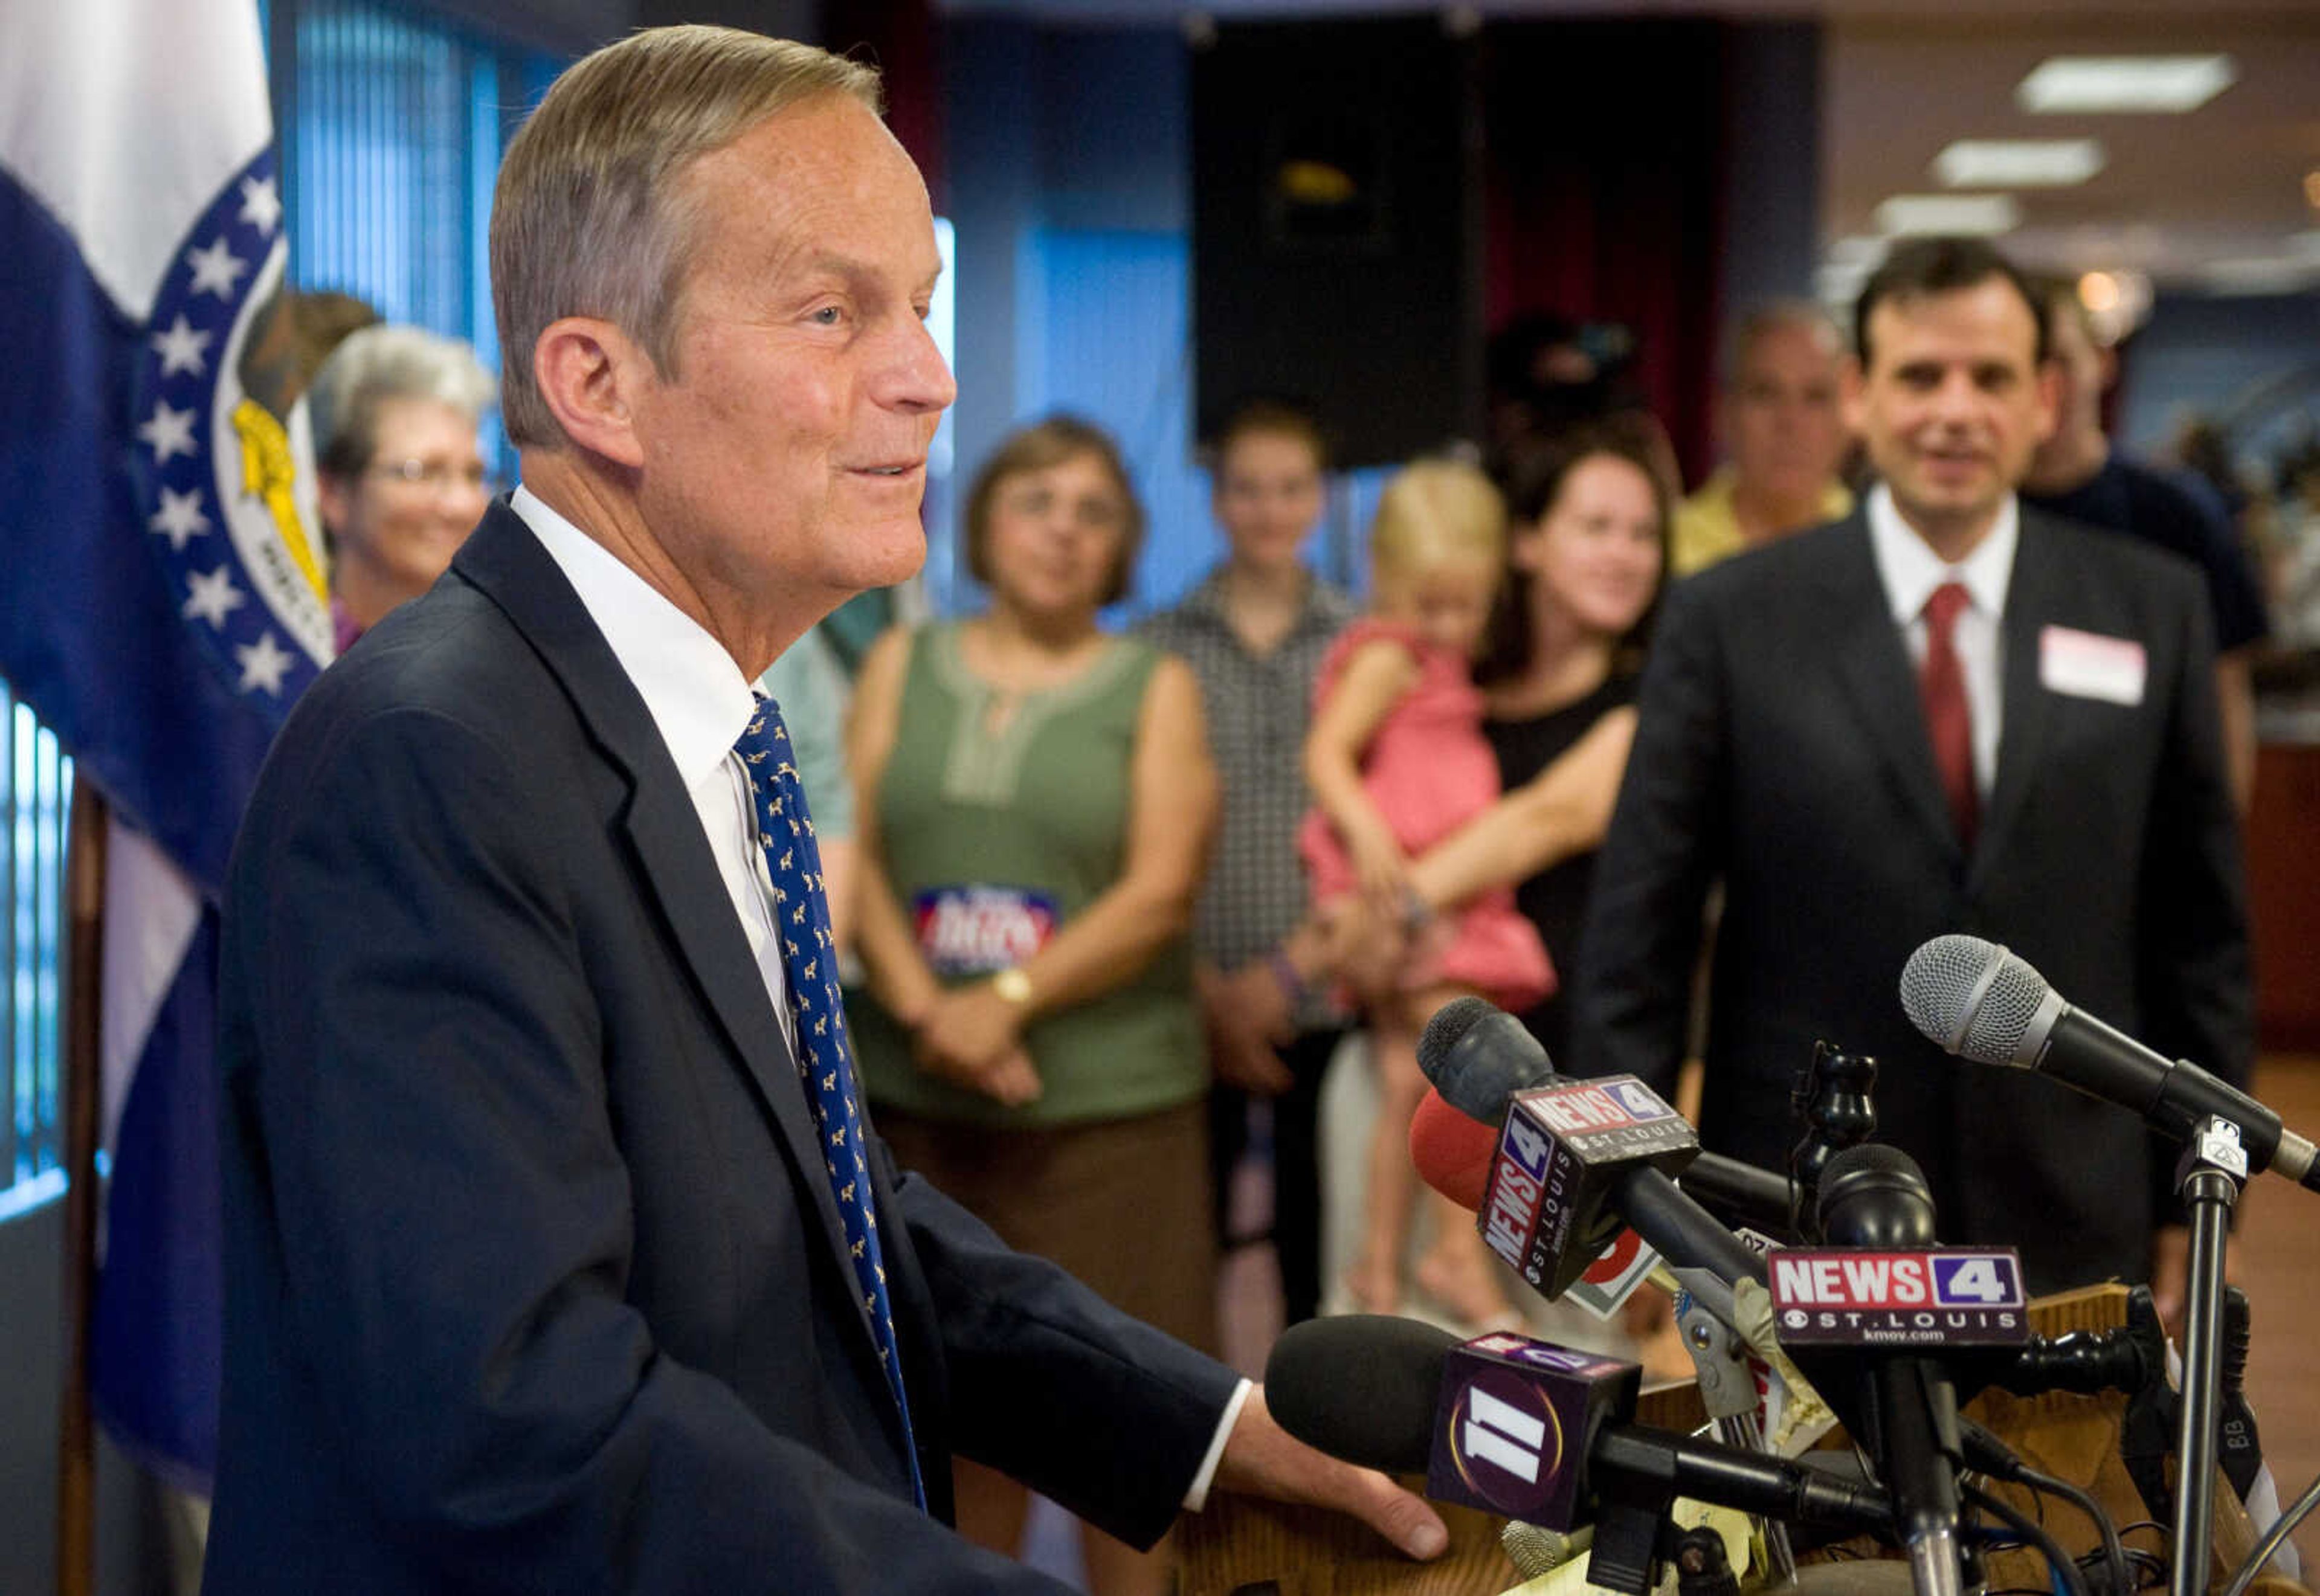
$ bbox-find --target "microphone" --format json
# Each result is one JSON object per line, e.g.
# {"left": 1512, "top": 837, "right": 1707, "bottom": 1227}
{"left": 1806, "top": 1145, "right": 1967, "bottom": 1596}
{"left": 1414, "top": 998, "right": 1767, "bottom": 1293}
{"left": 1263, "top": 1314, "right": 1893, "bottom": 1594}
{"left": 1418, "top": 997, "right": 1800, "bottom": 1237}
{"left": 1899, "top": 935, "right": 2319, "bottom": 1191}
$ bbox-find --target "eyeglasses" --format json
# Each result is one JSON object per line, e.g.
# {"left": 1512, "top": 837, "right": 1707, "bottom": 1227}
{"left": 370, "top": 457, "right": 497, "bottom": 495}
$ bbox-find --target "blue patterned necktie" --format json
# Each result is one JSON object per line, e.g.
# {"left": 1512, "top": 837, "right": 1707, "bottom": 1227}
{"left": 733, "top": 693, "right": 924, "bottom": 1508}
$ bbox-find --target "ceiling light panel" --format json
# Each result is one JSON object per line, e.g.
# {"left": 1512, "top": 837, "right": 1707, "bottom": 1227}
{"left": 2016, "top": 56, "right": 2235, "bottom": 115}
{"left": 1874, "top": 194, "right": 2022, "bottom": 237}
{"left": 1933, "top": 140, "right": 2105, "bottom": 188}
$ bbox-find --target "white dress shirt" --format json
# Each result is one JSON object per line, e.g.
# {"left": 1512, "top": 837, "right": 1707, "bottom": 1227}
{"left": 1864, "top": 482, "right": 2017, "bottom": 798}
{"left": 508, "top": 486, "right": 1250, "bottom": 1508}
{"left": 514, "top": 486, "right": 798, "bottom": 1051}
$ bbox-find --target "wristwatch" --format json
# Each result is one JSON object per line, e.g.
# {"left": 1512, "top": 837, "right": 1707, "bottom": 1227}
{"left": 991, "top": 968, "right": 1034, "bottom": 1008}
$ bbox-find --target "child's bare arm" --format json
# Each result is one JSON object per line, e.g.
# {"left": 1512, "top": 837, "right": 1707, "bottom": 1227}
{"left": 1303, "top": 636, "right": 1422, "bottom": 903}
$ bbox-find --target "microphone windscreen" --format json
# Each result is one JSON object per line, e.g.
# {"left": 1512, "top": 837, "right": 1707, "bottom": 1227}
{"left": 1416, "top": 996, "right": 1556, "bottom": 1124}
{"left": 1263, "top": 1314, "right": 1457, "bottom": 1476}
{"left": 1816, "top": 1142, "right": 1937, "bottom": 1247}
{"left": 1417, "top": 994, "right": 1500, "bottom": 1074}
{"left": 1899, "top": 935, "right": 2048, "bottom": 1066}
{"left": 1410, "top": 1089, "right": 1500, "bottom": 1213}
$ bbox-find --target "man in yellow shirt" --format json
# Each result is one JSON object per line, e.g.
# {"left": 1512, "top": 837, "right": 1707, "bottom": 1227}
{"left": 1672, "top": 301, "right": 1855, "bottom": 576}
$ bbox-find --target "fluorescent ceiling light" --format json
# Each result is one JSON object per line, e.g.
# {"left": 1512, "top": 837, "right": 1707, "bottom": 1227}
{"left": 2017, "top": 56, "right": 2235, "bottom": 115}
{"left": 2199, "top": 257, "right": 2320, "bottom": 295}
{"left": 1933, "top": 139, "right": 2105, "bottom": 188}
{"left": 1874, "top": 194, "right": 2022, "bottom": 237}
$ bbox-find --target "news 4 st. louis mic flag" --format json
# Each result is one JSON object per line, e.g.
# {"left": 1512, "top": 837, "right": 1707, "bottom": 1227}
{"left": 1, "top": 1, "right": 334, "bottom": 1489}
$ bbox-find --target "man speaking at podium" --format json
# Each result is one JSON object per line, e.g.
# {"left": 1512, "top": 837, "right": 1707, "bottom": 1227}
{"left": 1573, "top": 238, "right": 2252, "bottom": 1314}
{"left": 203, "top": 28, "right": 1443, "bottom": 1593}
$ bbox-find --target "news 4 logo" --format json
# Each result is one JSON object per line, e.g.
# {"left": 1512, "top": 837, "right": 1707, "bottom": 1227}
{"left": 1481, "top": 1113, "right": 1555, "bottom": 1270}
{"left": 1524, "top": 1078, "right": 1683, "bottom": 1141}
{"left": 1768, "top": 1248, "right": 2029, "bottom": 1348}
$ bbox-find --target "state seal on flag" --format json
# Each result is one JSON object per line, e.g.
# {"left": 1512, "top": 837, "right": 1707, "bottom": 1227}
{"left": 130, "top": 147, "right": 333, "bottom": 715}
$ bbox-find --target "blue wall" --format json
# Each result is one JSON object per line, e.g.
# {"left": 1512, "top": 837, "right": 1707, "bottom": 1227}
{"left": 2119, "top": 292, "right": 2320, "bottom": 475}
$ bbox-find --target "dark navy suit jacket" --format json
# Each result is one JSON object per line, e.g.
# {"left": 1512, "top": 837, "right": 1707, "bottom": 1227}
{"left": 205, "top": 501, "right": 1239, "bottom": 1593}
{"left": 1573, "top": 506, "right": 2253, "bottom": 1292}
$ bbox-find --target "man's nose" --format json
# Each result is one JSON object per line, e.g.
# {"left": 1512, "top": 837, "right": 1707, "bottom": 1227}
{"left": 884, "top": 318, "right": 956, "bottom": 414}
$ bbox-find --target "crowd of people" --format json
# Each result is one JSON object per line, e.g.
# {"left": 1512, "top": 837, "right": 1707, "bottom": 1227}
{"left": 228, "top": 28, "right": 2287, "bottom": 1591}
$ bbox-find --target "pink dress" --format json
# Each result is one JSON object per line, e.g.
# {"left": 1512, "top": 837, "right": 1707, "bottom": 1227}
{"left": 1298, "top": 618, "right": 1555, "bottom": 1011}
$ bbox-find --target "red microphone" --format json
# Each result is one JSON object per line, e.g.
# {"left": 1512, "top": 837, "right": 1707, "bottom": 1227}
{"left": 1411, "top": 1087, "right": 1500, "bottom": 1213}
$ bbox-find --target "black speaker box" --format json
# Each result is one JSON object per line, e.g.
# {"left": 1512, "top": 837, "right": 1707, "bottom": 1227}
{"left": 1191, "top": 16, "right": 1483, "bottom": 469}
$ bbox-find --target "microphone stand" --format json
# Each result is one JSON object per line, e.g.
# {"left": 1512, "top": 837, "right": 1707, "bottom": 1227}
{"left": 1668, "top": 1275, "right": 1799, "bottom": 1587}
{"left": 2170, "top": 1115, "right": 2251, "bottom": 1596}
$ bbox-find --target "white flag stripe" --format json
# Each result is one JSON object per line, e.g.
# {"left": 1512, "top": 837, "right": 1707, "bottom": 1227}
{"left": 99, "top": 819, "right": 204, "bottom": 1156}
{"left": 0, "top": 0, "right": 271, "bottom": 323}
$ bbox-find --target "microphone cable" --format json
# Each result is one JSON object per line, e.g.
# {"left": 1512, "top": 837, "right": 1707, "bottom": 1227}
{"left": 1959, "top": 1417, "right": 2130, "bottom": 1596}
{"left": 1966, "top": 1481, "right": 2090, "bottom": 1596}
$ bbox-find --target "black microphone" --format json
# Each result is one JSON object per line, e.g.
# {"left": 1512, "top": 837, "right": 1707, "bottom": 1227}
{"left": 1424, "top": 996, "right": 1799, "bottom": 1237}
{"left": 1812, "top": 1145, "right": 1965, "bottom": 1596}
{"left": 1263, "top": 1314, "right": 1894, "bottom": 1594}
{"left": 1899, "top": 935, "right": 2319, "bottom": 1191}
{"left": 1417, "top": 997, "right": 1770, "bottom": 1292}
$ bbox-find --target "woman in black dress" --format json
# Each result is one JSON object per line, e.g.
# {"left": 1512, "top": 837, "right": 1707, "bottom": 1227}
{"left": 1393, "top": 425, "right": 1672, "bottom": 1061}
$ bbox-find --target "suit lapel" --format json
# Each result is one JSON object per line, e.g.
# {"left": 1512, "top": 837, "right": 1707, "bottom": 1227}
{"left": 449, "top": 503, "right": 877, "bottom": 1348}
{"left": 1818, "top": 519, "right": 1965, "bottom": 861}
{"left": 1969, "top": 515, "right": 2056, "bottom": 892}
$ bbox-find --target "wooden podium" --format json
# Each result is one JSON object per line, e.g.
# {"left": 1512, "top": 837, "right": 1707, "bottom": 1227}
{"left": 1179, "top": 1288, "right": 2309, "bottom": 1595}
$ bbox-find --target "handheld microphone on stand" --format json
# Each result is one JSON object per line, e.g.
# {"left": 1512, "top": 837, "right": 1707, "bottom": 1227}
{"left": 1898, "top": 935, "right": 2319, "bottom": 1191}
{"left": 1806, "top": 1145, "right": 1969, "bottom": 1596}
{"left": 1262, "top": 1313, "right": 1894, "bottom": 1594}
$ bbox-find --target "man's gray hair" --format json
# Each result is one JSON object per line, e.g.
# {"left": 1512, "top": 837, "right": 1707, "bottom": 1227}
{"left": 489, "top": 25, "right": 883, "bottom": 448}
{"left": 1722, "top": 300, "right": 1846, "bottom": 390}
{"left": 309, "top": 323, "right": 496, "bottom": 478}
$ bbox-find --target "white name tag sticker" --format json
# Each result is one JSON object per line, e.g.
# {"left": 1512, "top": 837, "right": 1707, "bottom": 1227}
{"left": 2039, "top": 625, "right": 2146, "bottom": 706}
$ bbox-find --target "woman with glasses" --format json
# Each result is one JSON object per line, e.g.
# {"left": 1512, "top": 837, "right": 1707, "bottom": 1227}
{"left": 308, "top": 324, "right": 497, "bottom": 650}
{"left": 848, "top": 416, "right": 1218, "bottom": 1596}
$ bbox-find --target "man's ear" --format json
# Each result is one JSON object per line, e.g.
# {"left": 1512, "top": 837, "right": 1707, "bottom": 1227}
{"left": 2032, "top": 357, "right": 2064, "bottom": 447}
{"left": 532, "top": 316, "right": 651, "bottom": 469}
{"left": 1840, "top": 353, "right": 1868, "bottom": 437}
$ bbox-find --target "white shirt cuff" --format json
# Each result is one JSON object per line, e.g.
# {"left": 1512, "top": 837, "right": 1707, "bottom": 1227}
{"left": 1181, "top": 1378, "right": 1254, "bottom": 1511}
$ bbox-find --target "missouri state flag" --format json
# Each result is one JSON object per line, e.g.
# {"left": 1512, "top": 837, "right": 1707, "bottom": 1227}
{"left": 0, "top": 1, "right": 332, "bottom": 1489}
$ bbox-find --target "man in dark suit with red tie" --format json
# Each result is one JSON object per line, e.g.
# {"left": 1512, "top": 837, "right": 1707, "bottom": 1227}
{"left": 203, "top": 27, "right": 1442, "bottom": 1594}
{"left": 1572, "top": 238, "right": 2252, "bottom": 1312}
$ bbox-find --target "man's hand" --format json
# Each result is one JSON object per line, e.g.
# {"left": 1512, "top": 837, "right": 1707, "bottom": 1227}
{"left": 1212, "top": 1385, "right": 1448, "bottom": 1562}
{"left": 1202, "top": 963, "right": 1295, "bottom": 1095}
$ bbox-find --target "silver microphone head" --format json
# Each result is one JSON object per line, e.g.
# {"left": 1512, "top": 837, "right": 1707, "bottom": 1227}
{"left": 1501, "top": 1519, "right": 1590, "bottom": 1578}
{"left": 1898, "top": 934, "right": 2054, "bottom": 1068}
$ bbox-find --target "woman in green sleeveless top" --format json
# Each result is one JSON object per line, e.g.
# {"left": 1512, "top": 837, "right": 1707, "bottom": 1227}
{"left": 848, "top": 418, "right": 1217, "bottom": 1596}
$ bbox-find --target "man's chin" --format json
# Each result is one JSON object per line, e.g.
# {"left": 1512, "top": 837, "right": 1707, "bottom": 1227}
{"left": 852, "top": 523, "right": 929, "bottom": 589}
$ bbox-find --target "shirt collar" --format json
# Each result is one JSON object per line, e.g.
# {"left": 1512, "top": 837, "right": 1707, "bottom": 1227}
{"left": 511, "top": 484, "right": 759, "bottom": 787}
{"left": 1698, "top": 463, "right": 1853, "bottom": 521}
{"left": 1864, "top": 481, "right": 2018, "bottom": 626}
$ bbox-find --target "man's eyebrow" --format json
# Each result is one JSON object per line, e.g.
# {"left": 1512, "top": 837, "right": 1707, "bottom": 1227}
{"left": 779, "top": 249, "right": 944, "bottom": 300}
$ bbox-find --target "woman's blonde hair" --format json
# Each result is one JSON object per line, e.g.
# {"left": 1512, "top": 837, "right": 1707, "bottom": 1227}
{"left": 1368, "top": 458, "right": 1507, "bottom": 600}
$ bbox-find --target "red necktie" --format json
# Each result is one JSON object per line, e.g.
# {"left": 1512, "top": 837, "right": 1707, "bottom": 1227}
{"left": 1919, "top": 581, "right": 1977, "bottom": 850}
